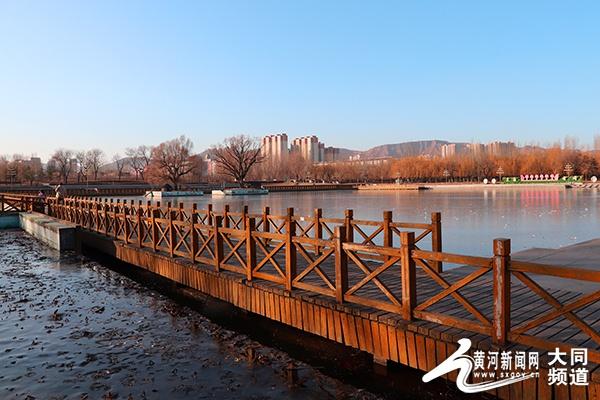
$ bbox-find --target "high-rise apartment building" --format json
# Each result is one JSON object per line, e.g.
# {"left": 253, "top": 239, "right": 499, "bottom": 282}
{"left": 487, "top": 141, "right": 516, "bottom": 156}
{"left": 261, "top": 134, "right": 289, "bottom": 163}
{"left": 291, "top": 135, "right": 323, "bottom": 163}
{"left": 261, "top": 134, "right": 328, "bottom": 164}
{"left": 441, "top": 144, "right": 456, "bottom": 158}
{"left": 323, "top": 147, "right": 339, "bottom": 162}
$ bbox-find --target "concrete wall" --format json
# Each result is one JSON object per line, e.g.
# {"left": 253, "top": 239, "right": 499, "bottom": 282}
{"left": 18, "top": 212, "right": 76, "bottom": 251}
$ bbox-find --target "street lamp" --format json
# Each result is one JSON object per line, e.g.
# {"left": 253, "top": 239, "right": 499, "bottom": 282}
{"left": 564, "top": 163, "right": 574, "bottom": 177}
{"left": 496, "top": 166, "right": 504, "bottom": 181}
{"left": 443, "top": 169, "right": 450, "bottom": 182}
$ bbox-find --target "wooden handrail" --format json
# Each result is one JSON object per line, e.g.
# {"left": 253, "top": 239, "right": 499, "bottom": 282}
{"left": 511, "top": 260, "right": 600, "bottom": 282}
{"left": 412, "top": 249, "right": 492, "bottom": 268}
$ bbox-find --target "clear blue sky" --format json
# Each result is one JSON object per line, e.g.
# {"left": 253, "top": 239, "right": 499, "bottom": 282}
{"left": 1, "top": 1, "right": 599, "bottom": 160}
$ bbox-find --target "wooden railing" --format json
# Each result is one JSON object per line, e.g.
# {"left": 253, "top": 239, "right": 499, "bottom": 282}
{"left": 11, "top": 195, "right": 598, "bottom": 361}
{"left": 509, "top": 258, "right": 600, "bottom": 361}
{"left": 0, "top": 194, "right": 42, "bottom": 213}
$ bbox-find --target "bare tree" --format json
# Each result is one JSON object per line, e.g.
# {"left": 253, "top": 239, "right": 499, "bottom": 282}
{"left": 75, "top": 151, "right": 89, "bottom": 183}
{"left": 112, "top": 154, "right": 126, "bottom": 181}
{"left": 51, "top": 149, "right": 74, "bottom": 184}
{"left": 211, "top": 135, "right": 265, "bottom": 185}
{"left": 22, "top": 164, "right": 36, "bottom": 185}
{"left": 125, "top": 145, "right": 153, "bottom": 180}
{"left": 86, "top": 149, "right": 105, "bottom": 181}
{"left": 148, "top": 136, "right": 196, "bottom": 189}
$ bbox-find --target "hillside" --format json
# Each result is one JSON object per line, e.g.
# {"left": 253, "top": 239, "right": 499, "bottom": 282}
{"left": 332, "top": 139, "right": 471, "bottom": 160}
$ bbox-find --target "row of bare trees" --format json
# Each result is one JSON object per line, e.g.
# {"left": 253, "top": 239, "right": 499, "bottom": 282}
{"left": 249, "top": 146, "right": 600, "bottom": 183}
{"left": 48, "top": 149, "right": 106, "bottom": 184}
{"left": 42, "top": 135, "right": 262, "bottom": 189}
{"left": 389, "top": 147, "right": 600, "bottom": 181}
{"left": 6, "top": 136, "right": 600, "bottom": 188}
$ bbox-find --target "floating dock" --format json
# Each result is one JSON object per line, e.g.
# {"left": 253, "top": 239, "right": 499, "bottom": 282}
{"left": 357, "top": 184, "right": 430, "bottom": 191}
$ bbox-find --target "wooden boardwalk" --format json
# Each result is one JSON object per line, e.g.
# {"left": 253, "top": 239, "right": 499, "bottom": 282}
{"left": 2, "top": 193, "right": 599, "bottom": 400}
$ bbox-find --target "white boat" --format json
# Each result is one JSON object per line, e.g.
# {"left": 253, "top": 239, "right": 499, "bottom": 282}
{"left": 145, "top": 190, "right": 203, "bottom": 198}
{"left": 211, "top": 188, "right": 269, "bottom": 196}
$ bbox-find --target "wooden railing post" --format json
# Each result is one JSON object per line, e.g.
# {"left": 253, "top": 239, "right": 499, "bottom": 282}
{"left": 383, "top": 211, "right": 393, "bottom": 248}
{"left": 493, "top": 238, "right": 511, "bottom": 345}
{"left": 246, "top": 217, "right": 256, "bottom": 281}
{"left": 334, "top": 226, "right": 348, "bottom": 304}
{"left": 242, "top": 205, "right": 248, "bottom": 229}
{"left": 178, "top": 202, "right": 184, "bottom": 221}
{"left": 213, "top": 215, "right": 223, "bottom": 271}
{"left": 112, "top": 200, "right": 118, "bottom": 239}
{"left": 191, "top": 204, "right": 198, "bottom": 262}
{"left": 168, "top": 208, "right": 175, "bottom": 257}
{"left": 104, "top": 201, "right": 110, "bottom": 236}
{"left": 344, "top": 209, "right": 354, "bottom": 243}
{"left": 207, "top": 204, "right": 213, "bottom": 225}
{"left": 94, "top": 201, "right": 100, "bottom": 232}
{"left": 87, "top": 201, "right": 92, "bottom": 230}
{"left": 263, "top": 206, "right": 270, "bottom": 234}
{"left": 223, "top": 204, "right": 230, "bottom": 228}
{"left": 151, "top": 206, "right": 158, "bottom": 252}
{"left": 137, "top": 207, "right": 143, "bottom": 248}
{"left": 263, "top": 206, "right": 271, "bottom": 247}
{"left": 285, "top": 207, "right": 296, "bottom": 292}
{"left": 431, "top": 212, "right": 442, "bottom": 272}
{"left": 400, "top": 231, "right": 416, "bottom": 321}
{"left": 123, "top": 205, "right": 130, "bottom": 244}
{"left": 314, "top": 208, "right": 322, "bottom": 254}
{"left": 74, "top": 199, "right": 79, "bottom": 224}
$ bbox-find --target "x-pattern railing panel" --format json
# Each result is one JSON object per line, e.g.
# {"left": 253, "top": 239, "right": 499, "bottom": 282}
{"left": 219, "top": 228, "right": 247, "bottom": 273}
{"left": 507, "top": 261, "right": 600, "bottom": 360}
{"left": 252, "top": 231, "right": 286, "bottom": 283}
{"left": 172, "top": 220, "right": 192, "bottom": 257}
{"left": 351, "top": 222, "right": 384, "bottom": 246}
{"left": 320, "top": 218, "right": 344, "bottom": 240}
{"left": 343, "top": 248, "right": 403, "bottom": 312}
{"left": 294, "top": 218, "right": 315, "bottom": 238}
{"left": 267, "top": 216, "right": 287, "bottom": 235}
{"left": 126, "top": 215, "right": 139, "bottom": 242}
{"left": 140, "top": 218, "right": 154, "bottom": 248}
{"left": 292, "top": 237, "right": 336, "bottom": 297}
{"left": 412, "top": 255, "right": 492, "bottom": 331}
{"left": 194, "top": 225, "right": 215, "bottom": 261}
{"left": 154, "top": 219, "right": 172, "bottom": 252}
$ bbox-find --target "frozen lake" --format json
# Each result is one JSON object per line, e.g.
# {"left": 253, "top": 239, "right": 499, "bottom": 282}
{"left": 128, "top": 186, "right": 599, "bottom": 257}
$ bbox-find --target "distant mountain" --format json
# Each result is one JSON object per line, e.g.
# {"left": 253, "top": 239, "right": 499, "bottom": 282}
{"left": 333, "top": 139, "right": 469, "bottom": 160}
{"left": 333, "top": 147, "right": 360, "bottom": 160}
{"left": 100, "top": 157, "right": 134, "bottom": 172}
{"left": 361, "top": 140, "right": 451, "bottom": 159}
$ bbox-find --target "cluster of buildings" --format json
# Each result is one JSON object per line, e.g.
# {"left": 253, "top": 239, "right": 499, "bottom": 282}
{"left": 261, "top": 134, "right": 338, "bottom": 164}
{"left": 2, "top": 157, "right": 43, "bottom": 183}
{"left": 440, "top": 141, "right": 516, "bottom": 158}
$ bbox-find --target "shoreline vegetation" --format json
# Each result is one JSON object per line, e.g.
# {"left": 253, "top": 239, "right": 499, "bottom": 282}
{"left": 3, "top": 134, "right": 600, "bottom": 192}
